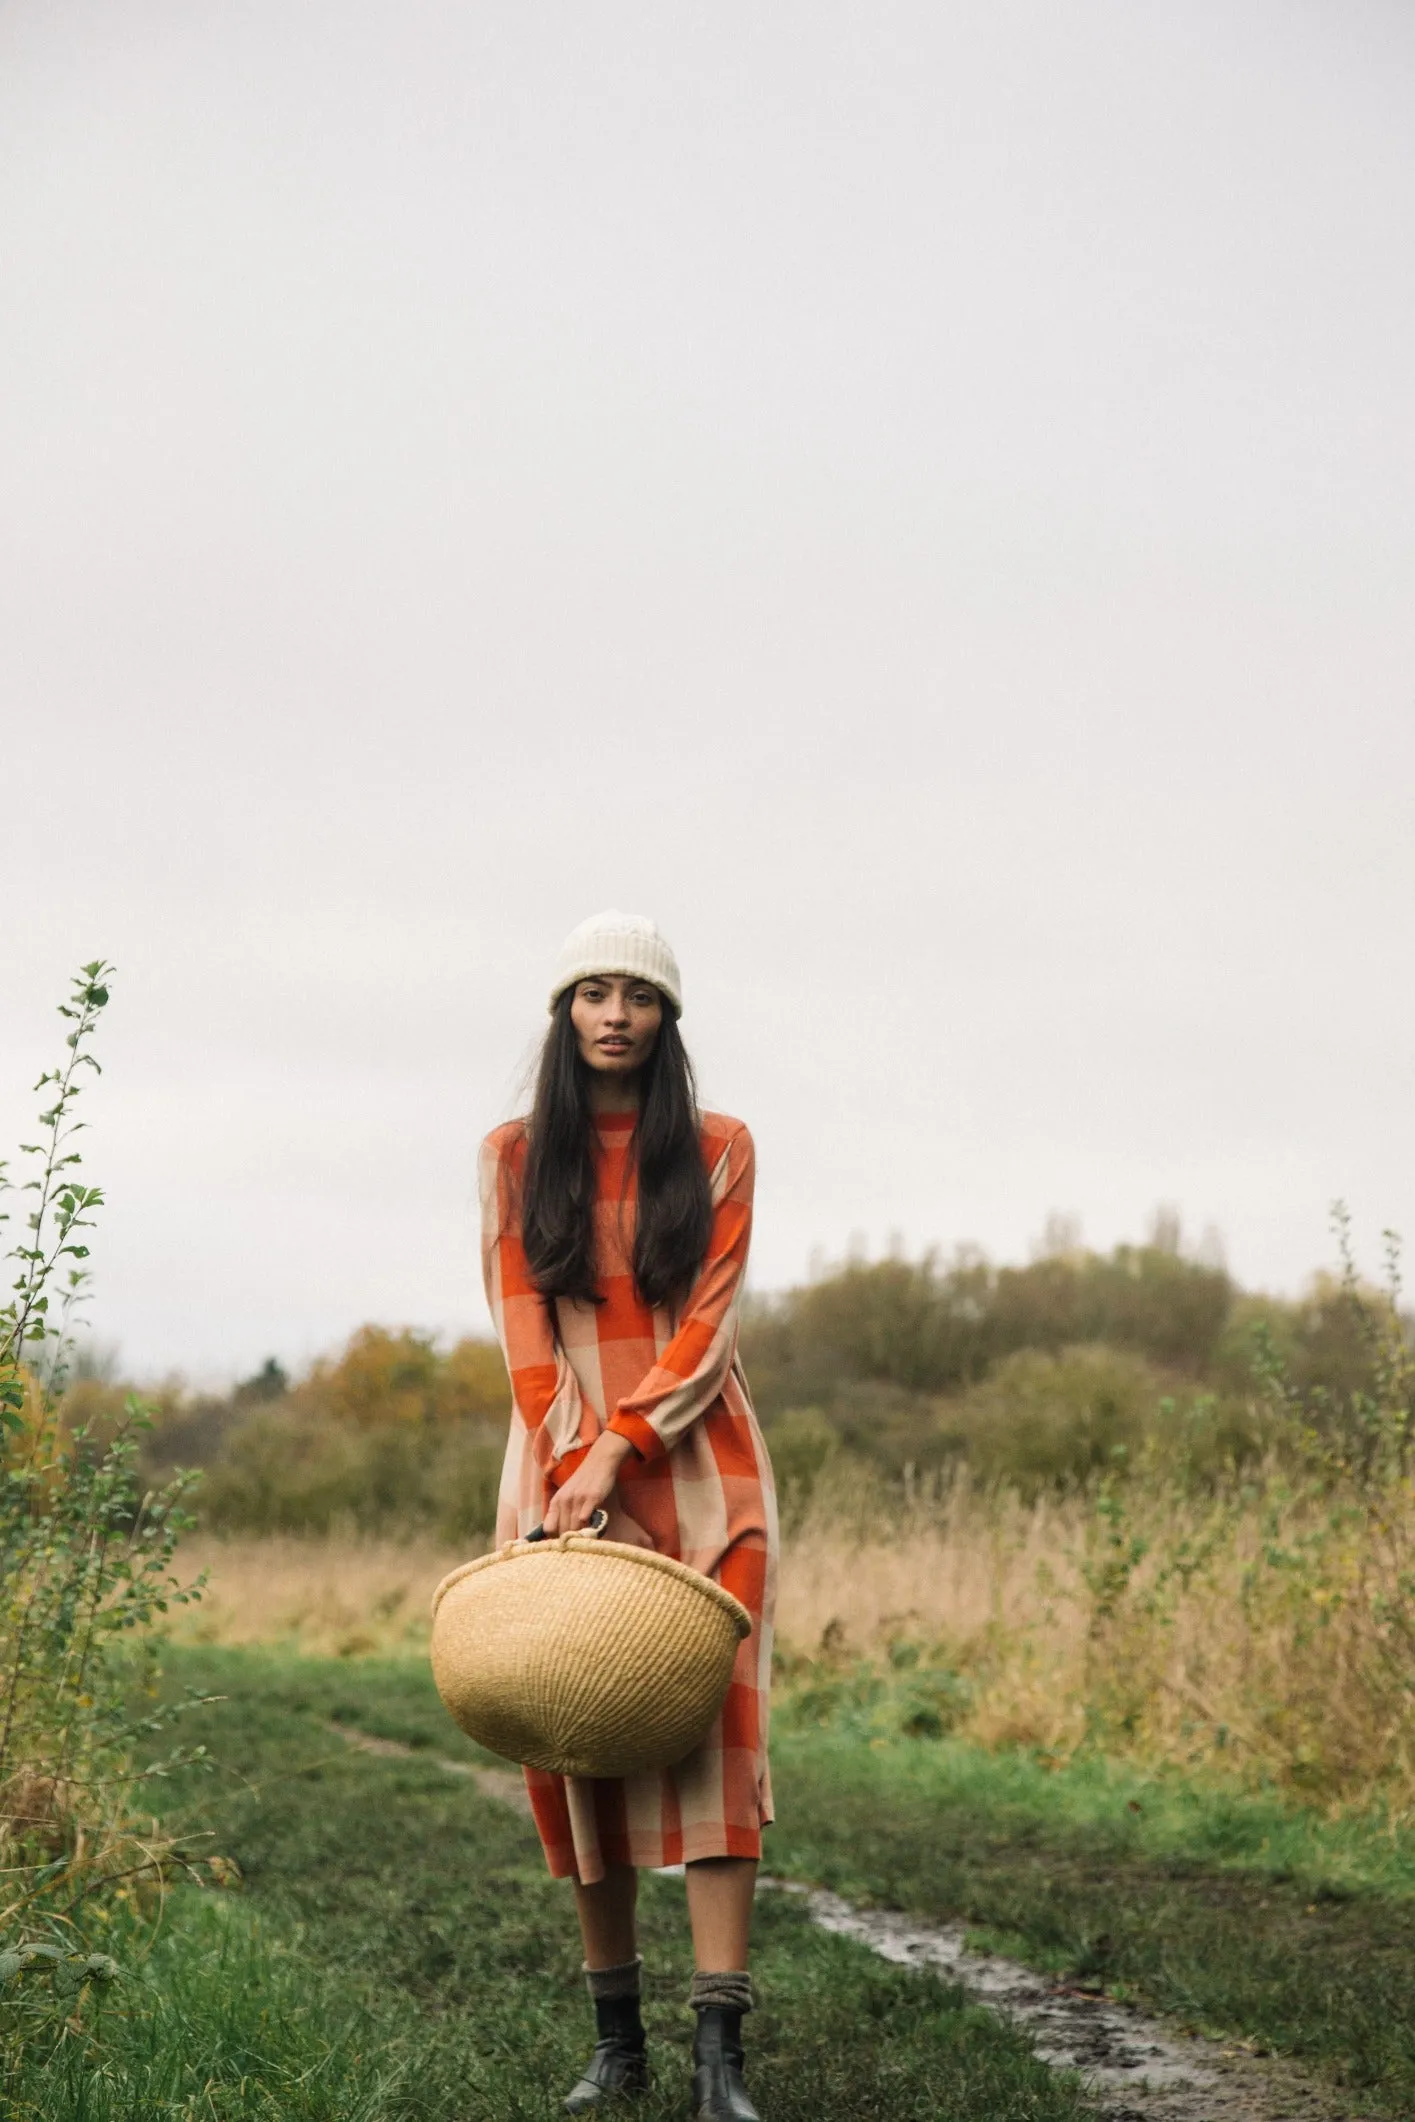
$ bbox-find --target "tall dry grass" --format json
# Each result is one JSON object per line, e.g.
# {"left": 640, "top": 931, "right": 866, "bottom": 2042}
{"left": 775, "top": 1479, "right": 1090, "bottom": 1756}
{"left": 778, "top": 1464, "right": 1415, "bottom": 1808}
{"left": 172, "top": 1444, "right": 1415, "bottom": 1813}
{"left": 171, "top": 1535, "right": 465, "bottom": 1657}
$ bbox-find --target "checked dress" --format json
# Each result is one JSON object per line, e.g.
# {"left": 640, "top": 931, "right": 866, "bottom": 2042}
{"left": 478, "top": 1108, "right": 777, "bottom": 1885}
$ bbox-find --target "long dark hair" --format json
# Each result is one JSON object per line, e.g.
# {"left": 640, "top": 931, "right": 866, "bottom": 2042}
{"left": 520, "top": 989, "right": 712, "bottom": 1311}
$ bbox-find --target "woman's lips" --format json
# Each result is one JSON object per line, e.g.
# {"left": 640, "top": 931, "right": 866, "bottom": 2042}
{"left": 599, "top": 1040, "right": 631, "bottom": 1053}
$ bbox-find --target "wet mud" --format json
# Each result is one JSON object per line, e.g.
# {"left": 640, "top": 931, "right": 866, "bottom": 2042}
{"left": 779, "top": 1884, "right": 1357, "bottom": 2121}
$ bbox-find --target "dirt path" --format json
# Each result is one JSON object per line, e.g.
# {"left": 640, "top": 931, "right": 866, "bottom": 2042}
{"left": 328, "top": 1724, "right": 1360, "bottom": 2121}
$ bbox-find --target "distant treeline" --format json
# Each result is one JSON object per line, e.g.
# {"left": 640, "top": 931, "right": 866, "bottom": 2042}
{"left": 741, "top": 1231, "right": 1389, "bottom": 1498}
{"left": 65, "top": 1223, "right": 1404, "bottom": 1539}
{"left": 67, "top": 1330, "right": 510, "bottom": 1543}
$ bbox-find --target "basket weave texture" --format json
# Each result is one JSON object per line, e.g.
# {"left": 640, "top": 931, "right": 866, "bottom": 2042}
{"left": 430, "top": 1533, "right": 752, "bottom": 1779}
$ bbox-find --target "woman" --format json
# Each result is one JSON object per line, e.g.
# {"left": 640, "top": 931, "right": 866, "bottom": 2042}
{"left": 479, "top": 910, "right": 777, "bottom": 2122}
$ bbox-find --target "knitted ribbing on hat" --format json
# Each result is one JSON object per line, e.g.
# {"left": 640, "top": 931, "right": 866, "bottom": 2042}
{"left": 548, "top": 910, "right": 683, "bottom": 1016}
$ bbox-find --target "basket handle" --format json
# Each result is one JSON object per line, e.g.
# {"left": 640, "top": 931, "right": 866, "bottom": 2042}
{"left": 526, "top": 1506, "right": 609, "bottom": 1544}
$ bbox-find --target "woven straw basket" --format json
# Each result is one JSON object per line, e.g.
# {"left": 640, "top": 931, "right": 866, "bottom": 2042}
{"left": 429, "top": 1518, "right": 752, "bottom": 1779}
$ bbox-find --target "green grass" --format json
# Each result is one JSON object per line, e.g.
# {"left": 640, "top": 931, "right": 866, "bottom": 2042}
{"left": 766, "top": 1724, "right": 1415, "bottom": 2113}
{"left": 22, "top": 1645, "right": 1415, "bottom": 2117}
{"left": 6, "top": 1647, "right": 1095, "bottom": 2122}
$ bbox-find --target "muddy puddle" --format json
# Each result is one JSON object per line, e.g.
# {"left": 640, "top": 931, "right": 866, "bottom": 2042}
{"left": 773, "top": 1884, "right": 1358, "bottom": 2121}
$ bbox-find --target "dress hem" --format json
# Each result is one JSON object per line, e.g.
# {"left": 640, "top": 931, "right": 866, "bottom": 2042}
{"left": 541, "top": 1820, "right": 767, "bottom": 1885}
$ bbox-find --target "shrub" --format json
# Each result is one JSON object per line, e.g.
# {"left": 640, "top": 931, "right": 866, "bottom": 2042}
{"left": 51, "top": 1325, "right": 515, "bottom": 1543}
{"left": 1074, "top": 1211, "right": 1415, "bottom": 1798}
{"left": 0, "top": 965, "right": 206, "bottom": 2002}
{"left": 739, "top": 1226, "right": 1403, "bottom": 1496}
{"left": 940, "top": 1344, "right": 1166, "bottom": 1495}
{"left": 197, "top": 1401, "right": 503, "bottom": 1542}
{"left": 993, "top": 1241, "right": 1232, "bottom": 1374}
{"left": 759, "top": 1407, "right": 845, "bottom": 1522}
{"left": 769, "top": 1225, "right": 1415, "bottom": 1810}
{"left": 186, "top": 1323, "right": 511, "bottom": 1540}
{"left": 740, "top": 1232, "right": 1241, "bottom": 1408}
{"left": 298, "top": 1324, "right": 508, "bottom": 1429}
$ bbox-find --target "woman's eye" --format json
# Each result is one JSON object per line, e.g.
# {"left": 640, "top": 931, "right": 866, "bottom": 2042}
{"left": 631, "top": 990, "right": 656, "bottom": 1007}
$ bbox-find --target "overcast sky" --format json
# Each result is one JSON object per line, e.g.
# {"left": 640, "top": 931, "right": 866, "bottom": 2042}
{"left": 3, "top": 0, "right": 1412, "bottom": 1384}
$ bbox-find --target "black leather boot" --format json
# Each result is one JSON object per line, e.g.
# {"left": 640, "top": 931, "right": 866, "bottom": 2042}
{"left": 563, "top": 1993, "right": 648, "bottom": 2113}
{"left": 690, "top": 2006, "right": 760, "bottom": 2122}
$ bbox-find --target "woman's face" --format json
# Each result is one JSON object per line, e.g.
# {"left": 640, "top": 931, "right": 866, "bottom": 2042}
{"left": 570, "top": 975, "right": 664, "bottom": 1078}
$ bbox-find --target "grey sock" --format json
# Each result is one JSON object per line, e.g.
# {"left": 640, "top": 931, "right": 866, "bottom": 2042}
{"left": 688, "top": 1969, "right": 754, "bottom": 2015}
{"left": 584, "top": 1956, "right": 642, "bottom": 2002}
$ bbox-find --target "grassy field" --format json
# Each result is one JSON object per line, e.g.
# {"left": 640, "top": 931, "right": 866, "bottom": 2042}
{"left": 11, "top": 1646, "right": 1095, "bottom": 2122}
{"left": 15, "top": 1644, "right": 1415, "bottom": 2119}
{"left": 173, "top": 1467, "right": 1415, "bottom": 1825}
{"left": 769, "top": 1726, "right": 1415, "bottom": 2112}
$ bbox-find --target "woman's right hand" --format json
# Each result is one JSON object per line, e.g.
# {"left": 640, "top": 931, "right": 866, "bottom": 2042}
{"left": 542, "top": 1429, "right": 636, "bottom": 1536}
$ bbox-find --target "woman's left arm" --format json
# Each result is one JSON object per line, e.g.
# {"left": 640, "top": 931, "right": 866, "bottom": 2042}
{"left": 606, "top": 1121, "right": 755, "bottom": 1461}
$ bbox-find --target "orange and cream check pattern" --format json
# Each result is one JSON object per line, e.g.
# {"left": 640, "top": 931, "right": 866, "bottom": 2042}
{"left": 479, "top": 1109, "right": 777, "bottom": 1884}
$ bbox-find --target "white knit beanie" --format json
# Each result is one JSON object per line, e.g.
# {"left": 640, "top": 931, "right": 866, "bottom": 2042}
{"left": 548, "top": 910, "right": 683, "bottom": 1016}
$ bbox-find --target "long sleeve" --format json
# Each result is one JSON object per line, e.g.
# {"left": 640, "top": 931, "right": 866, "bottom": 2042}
{"left": 606, "top": 1122, "right": 754, "bottom": 1462}
{"left": 479, "top": 1128, "right": 596, "bottom": 1485}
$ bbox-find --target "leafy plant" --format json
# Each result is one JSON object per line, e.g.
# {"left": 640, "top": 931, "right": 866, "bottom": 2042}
{"left": 1075, "top": 1208, "right": 1415, "bottom": 1795}
{"left": 0, "top": 963, "right": 211, "bottom": 2016}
